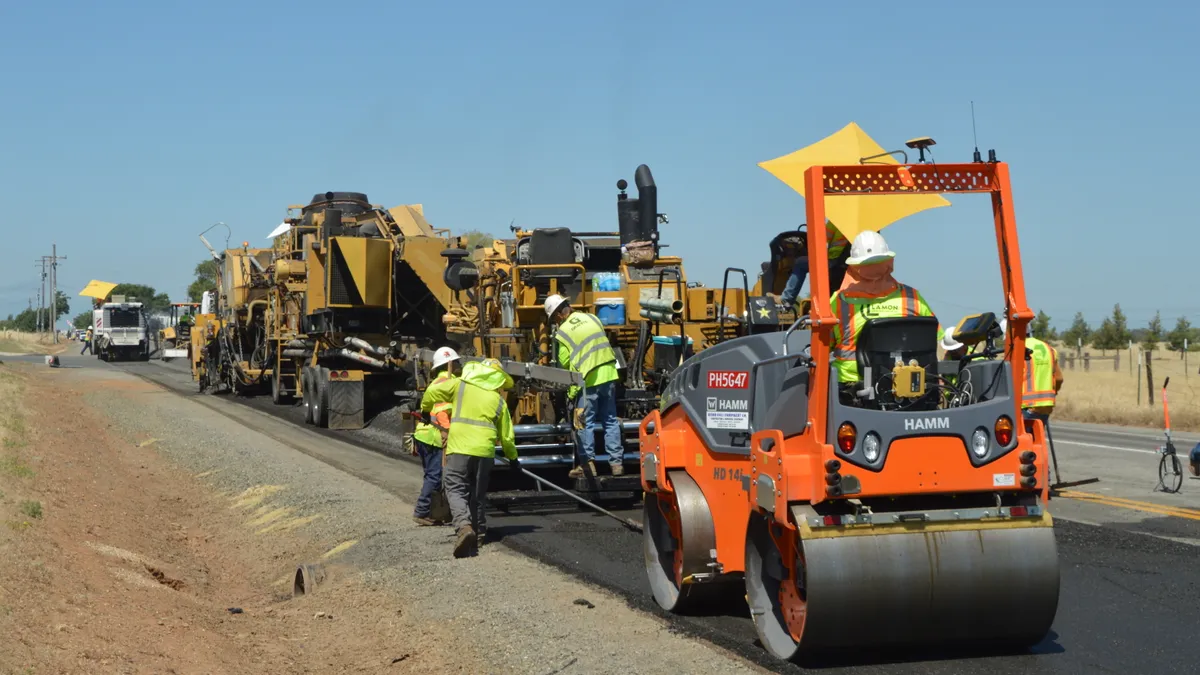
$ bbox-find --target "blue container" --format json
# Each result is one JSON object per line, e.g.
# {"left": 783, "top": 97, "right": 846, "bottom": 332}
{"left": 592, "top": 272, "right": 622, "bottom": 292}
{"left": 596, "top": 297, "right": 626, "bottom": 326}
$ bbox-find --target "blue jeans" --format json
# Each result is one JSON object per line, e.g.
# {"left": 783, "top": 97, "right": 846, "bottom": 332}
{"left": 579, "top": 381, "right": 623, "bottom": 465}
{"left": 780, "top": 255, "right": 849, "bottom": 305}
{"left": 414, "top": 439, "right": 443, "bottom": 518}
{"left": 80, "top": 340, "right": 91, "bottom": 355}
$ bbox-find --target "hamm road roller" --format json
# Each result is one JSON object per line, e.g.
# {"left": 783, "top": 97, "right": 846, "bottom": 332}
{"left": 639, "top": 153, "right": 1059, "bottom": 660}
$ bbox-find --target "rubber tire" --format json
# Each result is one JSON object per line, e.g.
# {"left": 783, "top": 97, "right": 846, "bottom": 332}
{"left": 302, "top": 367, "right": 315, "bottom": 424}
{"left": 1160, "top": 453, "right": 1183, "bottom": 493}
{"left": 315, "top": 367, "right": 331, "bottom": 428}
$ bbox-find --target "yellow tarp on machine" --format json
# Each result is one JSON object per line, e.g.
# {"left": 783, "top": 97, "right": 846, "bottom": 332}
{"left": 78, "top": 280, "right": 117, "bottom": 301}
{"left": 758, "top": 122, "right": 951, "bottom": 242}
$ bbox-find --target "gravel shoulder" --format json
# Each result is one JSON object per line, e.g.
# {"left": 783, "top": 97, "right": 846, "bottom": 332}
{"left": 1, "top": 361, "right": 764, "bottom": 674}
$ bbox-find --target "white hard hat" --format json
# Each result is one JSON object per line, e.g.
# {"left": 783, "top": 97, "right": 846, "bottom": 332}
{"left": 88, "top": 325, "right": 94, "bottom": 329}
{"left": 431, "top": 346, "right": 460, "bottom": 370}
{"left": 544, "top": 294, "right": 569, "bottom": 318}
{"left": 846, "top": 230, "right": 896, "bottom": 266}
{"left": 998, "top": 318, "right": 1007, "bottom": 335}
{"left": 941, "top": 326, "right": 964, "bottom": 352}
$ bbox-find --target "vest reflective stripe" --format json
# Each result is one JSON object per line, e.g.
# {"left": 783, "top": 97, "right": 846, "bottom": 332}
{"left": 1023, "top": 338, "right": 1057, "bottom": 408}
{"left": 555, "top": 312, "right": 616, "bottom": 375}
{"left": 828, "top": 226, "right": 849, "bottom": 257}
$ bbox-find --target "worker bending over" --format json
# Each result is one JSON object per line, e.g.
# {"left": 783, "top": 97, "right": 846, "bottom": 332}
{"left": 411, "top": 346, "right": 460, "bottom": 526}
{"left": 829, "top": 231, "right": 937, "bottom": 384}
{"left": 777, "top": 220, "right": 851, "bottom": 309}
{"left": 422, "top": 357, "right": 517, "bottom": 558}
{"left": 544, "top": 294, "right": 624, "bottom": 478}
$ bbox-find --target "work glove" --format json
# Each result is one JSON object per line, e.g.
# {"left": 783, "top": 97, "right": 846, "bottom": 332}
{"left": 573, "top": 407, "right": 586, "bottom": 431}
{"left": 508, "top": 457, "right": 521, "bottom": 473}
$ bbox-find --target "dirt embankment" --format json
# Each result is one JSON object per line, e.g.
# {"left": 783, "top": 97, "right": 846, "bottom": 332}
{"left": 0, "top": 364, "right": 471, "bottom": 674}
{"left": 0, "top": 330, "right": 69, "bottom": 356}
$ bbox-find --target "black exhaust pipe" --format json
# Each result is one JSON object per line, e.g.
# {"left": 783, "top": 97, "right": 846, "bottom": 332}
{"left": 616, "top": 164, "right": 659, "bottom": 247}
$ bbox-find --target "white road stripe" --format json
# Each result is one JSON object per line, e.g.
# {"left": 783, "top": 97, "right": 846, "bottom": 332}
{"left": 1055, "top": 440, "right": 1160, "bottom": 455}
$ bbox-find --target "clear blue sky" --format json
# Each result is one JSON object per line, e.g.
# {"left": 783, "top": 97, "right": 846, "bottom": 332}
{"left": 3, "top": 1, "right": 1196, "bottom": 332}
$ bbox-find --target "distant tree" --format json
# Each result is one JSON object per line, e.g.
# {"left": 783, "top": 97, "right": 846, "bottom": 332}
{"left": 1061, "top": 312, "right": 1091, "bottom": 348}
{"left": 72, "top": 310, "right": 93, "bottom": 329}
{"left": 110, "top": 283, "right": 170, "bottom": 313}
{"left": 187, "top": 259, "right": 219, "bottom": 303}
{"left": 53, "top": 290, "right": 70, "bottom": 322}
{"left": 1092, "top": 304, "right": 1131, "bottom": 350}
{"left": 1142, "top": 311, "right": 1164, "bottom": 352}
{"left": 1031, "top": 310, "right": 1057, "bottom": 341}
{"left": 1166, "top": 316, "right": 1195, "bottom": 352}
{"left": 460, "top": 230, "right": 495, "bottom": 250}
{"left": 3, "top": 309, "right": 38, "bottom": 332}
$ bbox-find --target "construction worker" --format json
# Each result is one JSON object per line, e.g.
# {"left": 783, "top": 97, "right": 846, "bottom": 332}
{"left": 776, "top": 220, "right": 851, "bottom": 309}
{"left": 830, "top": 231, "right": 937, "bottom": 384}
{"left": 544, "top": 294, "right": 623, "bottom": 478}
{"left": 1005, "top": 318, "right": 1065, "bottom": 473}
{"left": 411, "top": 346, "right": 460, "bottom": 526}
{"left": 421, "top": 357, "right": 516, "bottom": 558}
{"left": 80, "top": 325, "right": 94, "bottom": 355}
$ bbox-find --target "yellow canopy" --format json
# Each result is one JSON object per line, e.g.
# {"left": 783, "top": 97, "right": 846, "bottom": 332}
{"left": 387, "top": 204, "right": 436, "bottom": 238}
{"left": 78, "top": 280, "right": 117, "bottom": 300}
{"left": 758, "top": 122, "right": 951, "bottom": 242}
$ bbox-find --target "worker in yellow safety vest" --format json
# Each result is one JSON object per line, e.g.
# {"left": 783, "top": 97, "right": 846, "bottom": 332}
{"left": 544, "top": 294, "right": 624, "bottom": 479}
{"left": 411, "top": 346, "right": 460, "bottom": 527}
{"left": 81, "top": 326, "right": 94, "bottom": 355}
{"left": 1001, "top": 317, "right": 1065, "bottom": 482}
{"left": 776, "top": 220, "right": 852, "bottom": 309}
{"left": 830, "top": 231, "right": 939, "bottom": 384}
{"left": 421, "top": 357, "right": 516, "bottom": 558}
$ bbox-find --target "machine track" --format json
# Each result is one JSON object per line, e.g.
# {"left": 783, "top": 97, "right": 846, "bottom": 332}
{"left": 110, "top": 359, "right": 1200, "bottom": 675}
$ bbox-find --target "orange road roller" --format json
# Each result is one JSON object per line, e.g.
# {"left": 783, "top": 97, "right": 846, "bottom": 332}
{"left": 639, "top": 158, "right": 1059, "bottom": 661}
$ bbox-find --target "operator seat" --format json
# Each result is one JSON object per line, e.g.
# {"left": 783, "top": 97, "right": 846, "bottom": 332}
{"left": 527, "top": 228, "right": 577, "bottom": 281}
{"left": 853, "top": 316, "right": 940, "bottom": 410}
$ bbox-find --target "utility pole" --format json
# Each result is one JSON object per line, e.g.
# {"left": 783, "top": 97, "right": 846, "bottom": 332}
{"left": 47, "top": 245, "right": 66, "bottom": 343}
{"left": 35, "top": 258, "right": 47, "bottom": 334}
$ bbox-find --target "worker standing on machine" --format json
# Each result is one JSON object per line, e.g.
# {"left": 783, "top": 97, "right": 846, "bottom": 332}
{"left": 777, "top": 220, "right": 851, "bottom": 309}
{"left": 421, "top": 357, "right": 517, "bottom": 558}
{"left": 829, "top": 231, "right": 938, "bottom": 384}
{"left": 544, "top": 294, "right": 623, "bottom": 478}
{"left": 81, "top": 325, "right": 94, "bottom": 355}
{"left": 411, "top": 346, "right": 460, "bottom": 527}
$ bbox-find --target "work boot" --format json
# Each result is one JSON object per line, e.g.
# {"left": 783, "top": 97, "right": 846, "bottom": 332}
{"left": 568, "top": 461, "right": 597, "bottom": 479}
{"left": 453, "top": 526, "right": 477, "bottom": 558}
{"left": 413, "top": 515, "right": 439, "bottom": 527}
{"left": 610, "top": 463, "right": 625, "bottom": 476}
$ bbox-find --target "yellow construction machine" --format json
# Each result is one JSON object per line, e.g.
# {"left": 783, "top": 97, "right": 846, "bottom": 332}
{"left": 429, "top": 165, "right": 778, "bottom": 489}
{"left": 263, "top": 192, "right": 454, "bottom": 429}
{"left": 190, "top": 243, "right": 274, "bottom": 394}
{"left": 159, "top": 302, "right": 201, "bottom": 361}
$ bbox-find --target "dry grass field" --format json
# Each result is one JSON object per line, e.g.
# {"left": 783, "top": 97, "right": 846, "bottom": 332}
{"left": 0, "top": 330, "right": 68, "bottom": 355}
{"left": 1054, "top": 346, "right": 1198, "bottom": 431}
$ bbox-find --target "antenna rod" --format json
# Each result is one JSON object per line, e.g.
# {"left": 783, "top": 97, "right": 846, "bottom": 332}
{"left": 971, "top": 101, "right": 982, "bottom": 163}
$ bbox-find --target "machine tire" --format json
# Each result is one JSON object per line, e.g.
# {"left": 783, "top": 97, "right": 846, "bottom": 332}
{"left": 643, "top": 471, "right": 726, "bottom": 614}
{"left": 314, "top": 367, "right": 330, "bottom": 428}
{"left": 744, "top": 512, "right": 804, "bottom": 662}
{"left": 271, "top": 369, "right": 284, "bottom": 405}
{"left": 302, "top": 367, "right": 315, "bottom": 424}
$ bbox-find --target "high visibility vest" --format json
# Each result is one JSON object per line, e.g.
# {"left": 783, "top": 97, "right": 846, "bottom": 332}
{"left": 827, "top": 223, "right": 849, "bottom": 259}
{"left": 413, "top": 372, "right": 455, "bottom": 446}
{"left": 830, "top": 284, "right": 936, "bottom": 383}
{"left": 1023, "top": 337, "right": 1058, "bottom": 409}
{"left": 554, "top": 312, "right": 616, "bottom": 377}
{"left": 446, "top": 380, "right": 512, "bottom": 459}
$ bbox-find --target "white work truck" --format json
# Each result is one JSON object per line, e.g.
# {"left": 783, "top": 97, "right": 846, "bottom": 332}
{"left": 92, "top": 296, "right": 151, "bottom": 362}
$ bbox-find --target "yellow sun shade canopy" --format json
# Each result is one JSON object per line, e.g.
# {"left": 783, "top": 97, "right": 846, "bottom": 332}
{"left": 78, "top": 280, "right": 118, "bottom": 301}
{"left": 758, "top": 122, "right": 951, "bottom": 242}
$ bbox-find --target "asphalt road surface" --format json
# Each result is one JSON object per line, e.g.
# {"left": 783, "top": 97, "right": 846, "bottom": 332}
{"left": 18, "top": 350, "right": 1200, "bottom": 674}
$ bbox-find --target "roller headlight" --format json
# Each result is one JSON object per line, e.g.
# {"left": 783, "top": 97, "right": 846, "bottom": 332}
{"left": 863, "top": 433, "right": 881, "bottom": 462}
{"left": 971, "top": 428, "right": 990, "bottom": 458}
